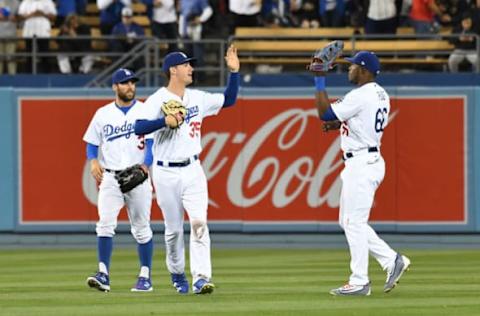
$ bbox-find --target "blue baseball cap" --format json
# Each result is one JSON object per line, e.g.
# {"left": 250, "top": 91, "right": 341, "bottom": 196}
{"left": 162, "top": 52, "right": 196, "bottom": 72}
{"left": 112, "top": 68, "right": 139, "bottom": 84}
{"left": 345, "top": 51, "right": 381, "bottom": 75}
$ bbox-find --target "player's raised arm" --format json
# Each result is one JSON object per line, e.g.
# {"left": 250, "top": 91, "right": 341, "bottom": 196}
{"left": 222, "top": 44, "right": 240, "bottom": 108}
{"left": 308, "top": 41, "right": 343, "bottom": 121}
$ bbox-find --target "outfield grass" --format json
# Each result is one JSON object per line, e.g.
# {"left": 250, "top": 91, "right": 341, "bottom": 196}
{"left": 0, "top": 248, "right": 479, "bottom": 315}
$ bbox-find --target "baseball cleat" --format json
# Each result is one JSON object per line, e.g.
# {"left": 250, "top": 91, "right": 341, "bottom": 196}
{"left": 171, "top": 273, "right": 189, "bottom": 294}
{"left": 384, "top": 253, "right": 411, "bottom": 293}
{"left": 87, "top": 272, "right": 110, "bottom": 292}
{"left": 131, "top": 277, "right": 153, "bottom": 292}
{"left": 329, "top": 283, "right": 371, "bottom": 296}
{"left": 193, "top": 278, "right": 215, "bottom": 294}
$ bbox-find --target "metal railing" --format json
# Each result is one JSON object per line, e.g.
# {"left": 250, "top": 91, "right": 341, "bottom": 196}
{"left": 0, "top": 35, "right": 228, "bottom": 87}
{"left": 1, "top": 32, "right": 479, "bottom": 84}
{"left": 228, "top": 32, "right": 480, "bottom": 73}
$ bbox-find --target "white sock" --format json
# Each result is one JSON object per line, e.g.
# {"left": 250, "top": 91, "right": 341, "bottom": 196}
{"left": 139, "top": 266, "right": 150, "bottom": 278}
{"left": 99, "top": 262, "right": 108, "bottom": 275}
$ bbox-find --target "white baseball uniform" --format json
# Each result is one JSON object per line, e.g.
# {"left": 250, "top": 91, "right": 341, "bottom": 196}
{"left": 331, "top": 82, "right": 397, "bottom": 286}
{"left": 141, "top": 87, "right": 224, "bottom": 284}
{"left": 83, "top": 100, "right": 153, "bottom": 244}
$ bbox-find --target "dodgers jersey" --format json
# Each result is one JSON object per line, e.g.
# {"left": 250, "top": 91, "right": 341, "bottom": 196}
{"left": 83, "top": 100, "right": 149, "bottom": 170}
{"left": 141, "top": 87, "right": 224, "bottom": 160}
{"left": 331, "top": 82, "right": 390, "bottom": 152}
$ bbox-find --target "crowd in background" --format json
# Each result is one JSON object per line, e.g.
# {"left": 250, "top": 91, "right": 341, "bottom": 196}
{"left": 0, "top": 0, "right": 480, "bottom": 75}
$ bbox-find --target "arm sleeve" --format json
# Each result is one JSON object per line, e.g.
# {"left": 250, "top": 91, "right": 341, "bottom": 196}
{"left": 86, "top": 143, "right": 99, "bottom": 160}
{"left": 223, "top": 72, "right": 240, "bottom": 108}
{"left": 143, "top": 139, "right": 153, "bottom": 167}
{"left": 320, "top": 106, "right": 338, "bottom": 121}
{"left": 134, "top": 117, "right": 166, "bottom": 135}
{"left": 134, "top": 93, "right": 165, "bottom": 135}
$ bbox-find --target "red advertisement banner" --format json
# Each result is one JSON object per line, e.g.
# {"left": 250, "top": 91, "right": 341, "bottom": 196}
{"left": 19, "top": 95, "right": 465, "bottom": 223}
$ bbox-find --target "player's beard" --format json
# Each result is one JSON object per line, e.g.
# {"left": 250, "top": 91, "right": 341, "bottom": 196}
{"left": 118, "top": 89, "right": 136, "bottom": 103}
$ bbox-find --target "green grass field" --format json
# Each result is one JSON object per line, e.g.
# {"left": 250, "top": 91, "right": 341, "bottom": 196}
{"left": 0, "top": 248, "right": 479, "bottom": 316}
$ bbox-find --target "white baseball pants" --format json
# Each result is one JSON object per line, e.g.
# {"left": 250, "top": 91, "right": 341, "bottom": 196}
{"left": 96, "top": 172, "right": 153, "bottom": 244}
{"left": 152, "top": 160, "right": 212, "bottom": 283}
{"left": 339, "top": 153, "right": 397, "bottom": 286}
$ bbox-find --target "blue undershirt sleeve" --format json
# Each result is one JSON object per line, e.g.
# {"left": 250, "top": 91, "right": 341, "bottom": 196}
{"left": 143, "top": 139, "right": 153, "bottom": 167}
{"left": 320, "top": 106, "right": 338, "bottom": 121}
{"left": 223, "top": 72, "right": 240, "bottom": 107}
{"left": 86, "top": 143, "right": 99, "bottom": 160}
{"left": 134, "top": 118, "right": 166, "bottom": 135}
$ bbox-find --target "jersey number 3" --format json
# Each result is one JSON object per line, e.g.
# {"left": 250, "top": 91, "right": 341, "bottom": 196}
{"left": 375, "top": 108, "right": 388, "bottom": 133}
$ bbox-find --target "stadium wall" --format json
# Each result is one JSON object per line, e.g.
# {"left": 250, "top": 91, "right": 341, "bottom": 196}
{"left": 0, "top": 86, "right": 478, "bottom": 233}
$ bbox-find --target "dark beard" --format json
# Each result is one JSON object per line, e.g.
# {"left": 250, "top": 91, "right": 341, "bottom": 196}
{"left": 118, "top": 91, "right": 135, "bottom": 103}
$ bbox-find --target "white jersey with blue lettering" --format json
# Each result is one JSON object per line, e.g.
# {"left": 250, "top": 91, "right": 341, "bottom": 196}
{"left": 141, "top": 87, "right": 224, "bottom": 160}
{"left": 83, "top": 100, "right": 148, "bottom": 170}
{"left": 329, "top": 81, "right": 398, "bottom": 287}
{"left": 140, "top": 86, "right": 224, "bottom": 285}
{"left": 331, "top": 82, "right": 390, "bottom": 153}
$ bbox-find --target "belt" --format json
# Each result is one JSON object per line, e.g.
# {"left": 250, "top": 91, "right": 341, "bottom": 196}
{"left": 104, "top": 169, "right": 121, "bottom": 174}
{"left": 157, "top": 155, "right": 199, "bottom": 167}
{"left": 343, "top": 147, "right": 378, "bottom": 160}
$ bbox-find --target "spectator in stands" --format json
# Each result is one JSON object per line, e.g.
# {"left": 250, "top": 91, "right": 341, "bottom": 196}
{"left": 345, "top": 0, "right": 367, "bottom": 33}
{"left": 436, "top": 0, "right": 468, "bottom": 27}
{"left": 142, "top": 0, "right": 178, "bottom": 52}
{"left": 111, "top": 7, "right": 145, "bottom": 50}
{"left": 203, "top": 0, "right": 230, "bottom": 39}
{"left": 364, "top": 0, "right": 398, "bottom": 34}
{"left": 409, "top": 0, "right": 450, "bottom": 34}
{"left": 18, "top": 0, "right": 57, "bottom": 73}
{"left": 319, "top": 0, "right": 346, "bottom": 27}
{"left": 179, "top": 0, "right": 212, "bottom": 82}
{"left": 448, "top": 12, "right": 479, "bottom": 72}
{"left": 397, "top": 0, "right": 412, "bottom": 26}
{"left": 97, "top": 0, "right": 131, "bottom": 35}
{"left": 228, "top": 0, "right": 262, "bottom": 35}
{"left": 111, "top": 7, "right": 145, "bottom": 70}
{"left": 292, "top": 0, "right": 320, "bottom": 28}
{"left": 261, "top": 0, "right": 298, "bottom": 27}
{"left": 57, "top": 13, "right": 93, "bottom": 74}
{"left": 55, "top": 0, "right": 86, "bottom": 27}
{"left": 0, "top": 0, "right": 19, "bottom": 75}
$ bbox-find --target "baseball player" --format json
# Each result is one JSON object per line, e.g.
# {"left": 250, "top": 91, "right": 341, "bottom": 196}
{"left": 134, "top": 45, "right": 240, "bottom": 294}
{"left": 310, "top": 49, "right": 410, "bottom": 296}
{"left": 83, "top": 68, "right": 154, "bottom": 292}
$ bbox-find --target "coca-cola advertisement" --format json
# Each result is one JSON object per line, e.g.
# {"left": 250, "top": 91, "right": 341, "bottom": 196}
{"left": 19, "top": 94, "right": 466, "bottom": 226}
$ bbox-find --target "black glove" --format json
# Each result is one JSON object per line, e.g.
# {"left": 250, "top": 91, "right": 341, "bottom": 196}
{"left": 115, "top": 164, "right": 148, "bottom": 193}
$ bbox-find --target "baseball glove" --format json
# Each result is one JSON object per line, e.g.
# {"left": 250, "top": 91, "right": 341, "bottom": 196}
{"left": 307, "top": 40, "right": 344, "bottom": 72}
{"left": 161, "top": 99, "right": 187, "bottom": 128}
{"left": 114, "top": 164, "right": 148, "bottom": 193}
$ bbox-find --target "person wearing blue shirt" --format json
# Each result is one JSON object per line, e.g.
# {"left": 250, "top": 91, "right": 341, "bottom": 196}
{"left": 97, "top": 0, "right": 131, "bottom": 35}
{"left": 111, "top": 7, "right": 145, "bottom": 70}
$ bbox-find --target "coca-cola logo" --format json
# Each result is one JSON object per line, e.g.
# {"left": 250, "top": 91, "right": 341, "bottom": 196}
{"left": 202, "top": 108, "right": 343, "bottom": 209}
{"left": 82, "top": 107, "right": 398, "bottom": 210}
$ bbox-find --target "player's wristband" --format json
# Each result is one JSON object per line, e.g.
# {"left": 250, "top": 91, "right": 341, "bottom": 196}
{"left": 314, "top": 76, "right": 325, "bottom": 91}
